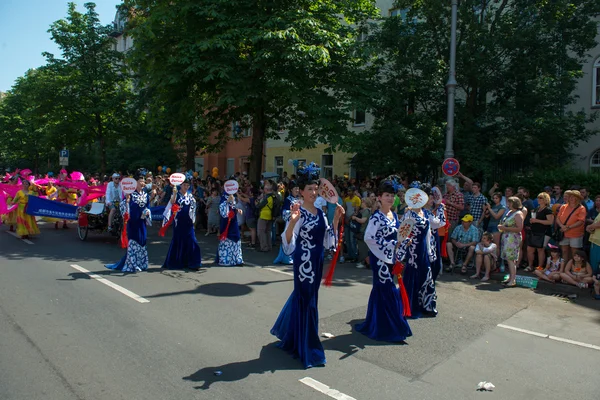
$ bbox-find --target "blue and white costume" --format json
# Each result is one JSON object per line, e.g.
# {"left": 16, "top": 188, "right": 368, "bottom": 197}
{"left": 399, "top": 204, "right": 445, "bottom": 318}
{"left": 356, "top": 210, "right": 412, "bottom": 341}
{"left": 270, "top": 207, "right": 337, "bottom": 368}
{"left": 217, "top": 195, "right": 243, "bottom": 266}
{"left": 162, "top": 192, "right": 202, "bottom": 269}
{"left": 105, "top": 191, "right": 150, "bottom": 272}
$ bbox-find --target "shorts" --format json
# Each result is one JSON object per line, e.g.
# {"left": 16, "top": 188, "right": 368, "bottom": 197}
{"left": 559, "top": 236, "right": 584, "bottom": 248}
{"left": 487, "top": 225, "right": 499, "bottom": 233}
{"left": 246, "top": 218, "right": 257, "bottom": 230}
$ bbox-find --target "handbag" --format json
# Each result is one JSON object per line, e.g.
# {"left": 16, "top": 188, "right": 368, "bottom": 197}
{"left": 552, "top": 205, "right": 581, "bottom": 243}
{"left": 528, "top": 233, "right": 545, "bottom": 248}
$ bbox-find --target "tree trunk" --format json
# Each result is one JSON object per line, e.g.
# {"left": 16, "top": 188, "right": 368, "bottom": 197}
{"left": 249, "top": 108, "right": 266, "bottom": 185}
{"left": 185, "top": 128, "right": 196, "bottom": 171}
{"left": 96, "top": 113, "right": 106, "bottom": 174}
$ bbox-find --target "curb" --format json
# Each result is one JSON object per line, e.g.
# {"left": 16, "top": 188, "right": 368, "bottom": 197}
{"left": 489, "top": 272, "right": 588, "bottom": 296}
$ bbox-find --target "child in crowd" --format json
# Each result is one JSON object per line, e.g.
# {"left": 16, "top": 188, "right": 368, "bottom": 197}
{"left": 471, "top": 232, "right": 497, "bottom": 281}
{"left": 534, "top": 245, "right": 564, "bottom": 283}
{"left": 560, "top": 250, "right": 594, "bottom": 289}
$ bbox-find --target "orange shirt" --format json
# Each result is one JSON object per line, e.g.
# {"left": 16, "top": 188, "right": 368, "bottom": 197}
{"left": 557, "top": 204, "right": 586, "bottom": 238}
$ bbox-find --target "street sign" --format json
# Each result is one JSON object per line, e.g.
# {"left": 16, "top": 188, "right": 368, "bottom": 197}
{"left": 59, "top": 149, "right": 69, "bottom": 166}
{"left": 442, "top": 158, "right": 460, "bottom": 177}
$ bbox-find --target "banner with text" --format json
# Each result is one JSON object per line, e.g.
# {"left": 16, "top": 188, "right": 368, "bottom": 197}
{"left": 26, "top": 195, "right": 78, "bottom": 220}
{"left": 150, "top": 206, "right": 166, "bottom": 222}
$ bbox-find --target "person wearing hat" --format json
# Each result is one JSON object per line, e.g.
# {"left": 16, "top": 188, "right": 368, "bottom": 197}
{"left": 556, "top": 190, "right": 586, "bottom": 262}
{"left": 446, "top": 214, "right": 480, "bottom": 274}
{"left": 106, "top": 173, "right": 123, "bottom": 233}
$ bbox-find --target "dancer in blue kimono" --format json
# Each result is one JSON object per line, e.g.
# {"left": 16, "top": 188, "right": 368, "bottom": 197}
{"left": 399, "top": 184, "right": 445, "bottom": 318}
{"left": 356, "top": 179, "right": 412, "bottom": 342}
{"left": 162, "top": 178, "right": 202, "bottom": 270}
{"left": 270, "top": 163, "right": 343, "bottom": 369}
{"left": 106, "top": 174, "right": 150, "bottom": 272}
{"left": 217, "top": 193, "right": 244, "bottom": 266}
{"left": 273, "top": 182, "right": 301, "bottom": 265}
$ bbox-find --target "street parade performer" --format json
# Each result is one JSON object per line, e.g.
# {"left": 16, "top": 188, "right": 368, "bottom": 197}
{"left": 217, "top": 193, "right": 244, "bottom": 266}
{"left": 105, "top": 174, "right": 151, "bottom": 272}
{"left": 1, "top": 174, "right": 19, "bottom": 231}
{"left": 356, "top": 178, "right": 412, "bottom": 342}
{"left": 12, "top": 179, "right": 40, "bottom": 239}
{"left": 161, "top": 178, "right": 202, "bottom": 270}
{"left": 270, "top": 162, "right": 344, "bottom": 369}
{"left": 57, "top": 169, "right": 78, "bottom": 229}
{"left": 399, "top": 183, "right": 446, "bottom": 318}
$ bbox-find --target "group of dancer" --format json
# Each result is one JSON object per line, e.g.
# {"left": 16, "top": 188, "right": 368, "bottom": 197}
{"left": 105, "top": 171, "right": 243, "bottom": 273}
{"left": 0, "top": 169, "right": 79, "bottom": 239}
{"left": 270, "top": 165, "right": 446, "bottom": 369}
{"left": 3, "top": 165, "right": 447, "bottom": 370}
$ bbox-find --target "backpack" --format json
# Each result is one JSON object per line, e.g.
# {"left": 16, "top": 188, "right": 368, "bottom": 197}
{"left": 269, "top": 194, "right": 282, "bottom": 220}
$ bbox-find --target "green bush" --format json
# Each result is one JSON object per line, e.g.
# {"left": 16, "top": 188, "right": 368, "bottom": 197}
{"left": 497, "top": 168, "right": 600, "bottom": 197}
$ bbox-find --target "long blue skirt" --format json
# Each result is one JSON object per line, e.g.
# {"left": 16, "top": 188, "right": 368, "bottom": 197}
{"left": 163, "top": 221, "right": 202, "bottom": 269}
{"left": 355, "top": 253, "right": 412, "bottom": 342}
{"left": 273, "top": 246, "right": 293, "bottom": 265}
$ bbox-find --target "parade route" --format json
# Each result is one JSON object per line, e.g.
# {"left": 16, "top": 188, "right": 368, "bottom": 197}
{"left": 1, "top": 223, "right": 599, "bottom": 400}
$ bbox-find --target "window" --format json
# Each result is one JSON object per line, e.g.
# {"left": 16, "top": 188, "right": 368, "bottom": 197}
{"left": 593, "top": 57, "right": 600, "bottom": 107}
{"left": 591, "top": 150, "right": 600, "bottom": 172}
{"left": 232, "top": 121, "right": 251, "bottom": 137}
{"left": 353, "top": 109, "right": 366, "bottom": 126}
{"left": 226, "top": 158, "right": 235, "bottom": 178}
{"left": 389, "top": 8, "right": 406, "bottom": 18}
{"left": 321, "top": 155, "right": 333, "bottom": 180}
{"left": 274, "top": 156, "right": 284, "bottom": 177}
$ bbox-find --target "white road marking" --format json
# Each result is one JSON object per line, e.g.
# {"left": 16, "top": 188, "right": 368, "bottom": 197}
{"left": 497, "top": 324, "right": 600, "bottom": 351}
{"left": 262, "top": 267, "right": 294, "bottom": 277}
{"left": 299, "top": 377, "right": 357, "bottom": 400}
{"left": 69, "top": 264, "right": 150, "bottom": 304}
{"left": 6, "top": 230, "right": 34, "bottom": 245}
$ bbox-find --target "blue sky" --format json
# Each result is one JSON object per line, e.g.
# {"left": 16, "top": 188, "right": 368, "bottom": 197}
{"left": 0, "top": 0, "right": 121, "bottom": 92}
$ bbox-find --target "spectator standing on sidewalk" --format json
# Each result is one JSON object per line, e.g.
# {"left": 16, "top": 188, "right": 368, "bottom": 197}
{"left": 556, "top": 190, "right": 586, "bottom": 262}
{"left": 343, "top": 187, "right": 362, "bottom": 263}
{"left": 256, "top": 182, "right": 277, "bottom": 252}
{"left": 443, "top": 179, "right": 464, "bottom": 233}
{"left": 468, "top": 182, "right": 487, "bottom": 228}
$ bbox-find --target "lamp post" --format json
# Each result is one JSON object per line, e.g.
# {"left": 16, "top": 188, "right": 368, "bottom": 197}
{"left": 444, "top": 0, "right": 459, "bottom": 159}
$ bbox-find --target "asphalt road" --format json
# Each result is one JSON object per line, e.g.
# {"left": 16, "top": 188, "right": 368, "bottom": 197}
{"left": 1, "top": 222, "right": 599, "bottom": 400}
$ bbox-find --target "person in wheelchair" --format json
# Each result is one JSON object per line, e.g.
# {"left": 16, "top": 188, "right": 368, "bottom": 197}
{"left": 106, "top": 173, "right": 123, "bottom": 232}
{"left": 446, "top": 214, "right": 481, "bottom": 274}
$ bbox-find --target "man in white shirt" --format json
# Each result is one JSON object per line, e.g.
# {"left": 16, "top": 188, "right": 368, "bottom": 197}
{"left": 106, "top": 173, "right": 123, "bottom": 232}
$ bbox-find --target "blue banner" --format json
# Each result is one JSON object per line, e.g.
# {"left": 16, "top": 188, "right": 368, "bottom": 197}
{"left": 26, "top": 195, "right": 78, "bottom": 220}
{"left": 150, "top": 206, "right": 166, "bottom": 222}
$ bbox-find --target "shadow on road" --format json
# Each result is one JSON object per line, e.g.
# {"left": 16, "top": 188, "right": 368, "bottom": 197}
{"left": 145, "top": 279, "right": 292, "bottom": 299}
{"left": 322, "top": 319, "right": 407, "bottom": 361}
{"left": 182, "top": 342, "right": 304, "bottom": 390}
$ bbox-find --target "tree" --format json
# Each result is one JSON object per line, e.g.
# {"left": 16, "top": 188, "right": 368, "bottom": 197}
{"left": 125, "top": 0, "right": 380, "bottom": 183}
{"left": 352, "top": 0, "right": 600, "bottom": 178}
{"left": 45, "top": 2, "right": 138, "bottom": 173}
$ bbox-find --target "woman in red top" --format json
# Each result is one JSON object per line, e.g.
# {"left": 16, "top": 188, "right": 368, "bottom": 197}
{"left": 556, "top": 190, "right": 586, "bottom": 261}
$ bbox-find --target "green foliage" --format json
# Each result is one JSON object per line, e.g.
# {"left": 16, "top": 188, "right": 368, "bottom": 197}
{"left": 351, "top": 0, "right": 600, "bottom": 178}
{"left": 125, "top": 0, "right": 381, "bottom": 182}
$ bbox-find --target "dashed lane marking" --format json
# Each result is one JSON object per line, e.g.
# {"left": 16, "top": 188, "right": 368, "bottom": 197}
{"left": 6, "top": 230, "right": 34, "bottom": 245}
{"left": 497, "top": 324, "right": 600, "bottom": 351}
{"left": 70, "top": 264, "right": 150, "bottom": 304}
{"left": 299, "top": 377, "right": 357, "bottom": 400}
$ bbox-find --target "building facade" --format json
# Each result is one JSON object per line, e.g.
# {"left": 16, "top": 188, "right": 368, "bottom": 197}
{"left": 570, "top": 19, "right": 600, "bottom": 172}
